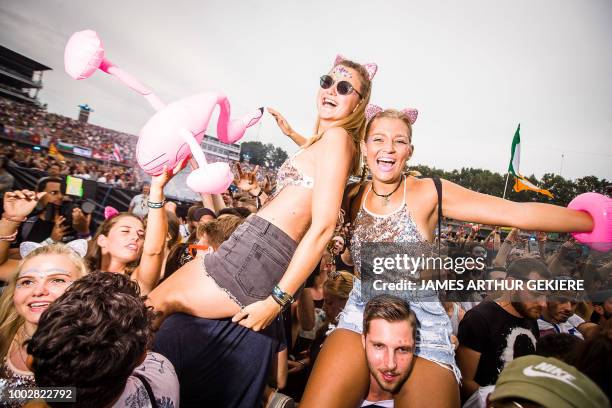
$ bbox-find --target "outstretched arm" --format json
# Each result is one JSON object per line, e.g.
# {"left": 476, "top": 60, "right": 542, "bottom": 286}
{"left": 441, "top": 180, "right": 593, "bottom": 233}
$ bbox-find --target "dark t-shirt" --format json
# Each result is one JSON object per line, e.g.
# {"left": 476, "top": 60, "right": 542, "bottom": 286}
{"left": 457, "top": 300, "right": 539, "bottom": 386}
{"left": 152, "top": 313, "right": 282, "bottom": 408}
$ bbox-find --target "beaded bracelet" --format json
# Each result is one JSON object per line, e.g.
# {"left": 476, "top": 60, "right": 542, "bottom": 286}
{"left": 147, "top": 199, "right": 166, "bottom": 209}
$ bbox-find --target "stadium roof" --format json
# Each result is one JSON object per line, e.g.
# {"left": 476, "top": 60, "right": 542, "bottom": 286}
{"left": 0, "top": 45, "right": 51, "bottom": 71}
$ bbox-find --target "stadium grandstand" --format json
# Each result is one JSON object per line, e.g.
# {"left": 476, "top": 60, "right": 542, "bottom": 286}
{"left": 0, "top": 45, "right": 50, "bottom": 106}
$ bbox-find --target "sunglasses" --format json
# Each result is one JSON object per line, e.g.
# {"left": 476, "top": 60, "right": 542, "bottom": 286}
{"left": 319, "top": 75, "right": 362, "bottom": 98}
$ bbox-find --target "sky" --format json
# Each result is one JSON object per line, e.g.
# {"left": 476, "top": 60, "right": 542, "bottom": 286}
{"left": 1, "top": 0, "right": 611, "bottom": 181}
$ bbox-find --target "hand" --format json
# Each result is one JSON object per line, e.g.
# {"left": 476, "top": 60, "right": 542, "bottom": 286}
{"left": 150, "top": 158, "right": 188, "bottom": 194}
{"left": 506, "top": 228, "right": 520, "bottom": 243}
{"left": 233, "top": 163, "right": 260, "bottom": 193}
{"left": 267, "top": 108, "right": 296, "bottom": 138}
{"left": 3, "top": 190, "right": 47, "bottom": 220}
{"left": 231, "top": 296, "right": 281, "bottom": 331}
{"left": 50, "top": 215, "right": 69, "bottom": 242}
{"left": 288, "top": 359, "right": 307, "bottom": 374}
{"left": 261, "top": 175, "right": 276, "bottom": 195}
{"left": 71, "top": 208, "right": 92, "bottom": 234}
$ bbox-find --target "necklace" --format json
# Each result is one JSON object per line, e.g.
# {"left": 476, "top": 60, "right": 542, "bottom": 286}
{"left": 371, "top": 176, "right": 404, "bottom": 206}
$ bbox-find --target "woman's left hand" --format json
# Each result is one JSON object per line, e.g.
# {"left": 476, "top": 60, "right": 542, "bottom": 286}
{"left": 232, "top": 296, "right": 281, "bottom": 331}
{"left": 150, "top": 158, "right": 189, "bottom": 192}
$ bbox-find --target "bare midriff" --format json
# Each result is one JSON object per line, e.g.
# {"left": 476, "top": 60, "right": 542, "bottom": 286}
{"left": 256, "top": 185, "right": 313, "bottom": 243}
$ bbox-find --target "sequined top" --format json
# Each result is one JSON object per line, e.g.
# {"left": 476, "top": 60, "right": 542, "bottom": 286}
{"left": 350, "top": 181, "right": 434, "bottom": 281}
{"left": 0, "top": 355, "right": 36, "bottom": 408}
{"left": 269, "top": 149, "right": 314, "bottom": 200}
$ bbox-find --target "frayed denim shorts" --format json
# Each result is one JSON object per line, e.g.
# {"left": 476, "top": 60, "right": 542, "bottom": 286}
{"left": 336, "top": 277, "right": 461, "bottom": 383}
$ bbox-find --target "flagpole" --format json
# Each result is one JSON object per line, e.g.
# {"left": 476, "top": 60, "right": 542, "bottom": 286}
{"left": 502, "top": 172, "right": 510, "bottom": 200}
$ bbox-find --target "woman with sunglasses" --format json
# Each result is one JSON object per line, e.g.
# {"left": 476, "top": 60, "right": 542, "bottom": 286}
{"left": 269, "top": 107, "right": 594, "bottom": 407}
{"left": 147, "top": 56, "right": 377, "bottom": 335}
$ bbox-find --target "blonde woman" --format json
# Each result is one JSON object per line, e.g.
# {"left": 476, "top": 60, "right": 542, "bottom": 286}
{"left": 0, "top": 243, "right": 88, "bottom": 405}
{"left": 148, "top": 56, "right": 377, "bottom": 333}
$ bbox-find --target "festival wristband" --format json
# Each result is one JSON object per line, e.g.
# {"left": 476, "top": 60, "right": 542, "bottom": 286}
{"left": 271, "top": 285, "right": 294, "bottom": 310}
{"left": 147, "top": 199, "right": 166, "bottom": 209}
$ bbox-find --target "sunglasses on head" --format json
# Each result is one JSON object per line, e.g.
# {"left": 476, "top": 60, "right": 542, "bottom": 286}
{"left": 319, "top": 75, "right": 362, "bottom": 98}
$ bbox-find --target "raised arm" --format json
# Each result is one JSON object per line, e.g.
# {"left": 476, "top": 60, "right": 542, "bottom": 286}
{"left": 132, "top": 159, "right": 186, "bottom": 294}
{"left": 441, "top": 179, "right": 593, "bottom": 233}
{"left": 0, "top": 190, "right": 46, "bottom": 281}
{"left": 233, "top": 128, "right": 354, "bottom": 330}
{"left": 267, "top": 108, "right": 308, "bottom": 147}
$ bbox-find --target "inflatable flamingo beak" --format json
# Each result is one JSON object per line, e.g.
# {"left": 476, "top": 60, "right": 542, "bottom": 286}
{"left": 64, "top": 30, "right": 105, "bottom": 80}
{"left": 218, "top": 107, "right": 264, "bottom": 144}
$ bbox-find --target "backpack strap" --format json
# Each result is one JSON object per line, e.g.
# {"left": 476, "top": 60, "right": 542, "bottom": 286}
{"left": 133, "top": 373, "right": 159, "bottom": 408}
{"left": 432, "top": 177, "right": 443, "bottom": 255}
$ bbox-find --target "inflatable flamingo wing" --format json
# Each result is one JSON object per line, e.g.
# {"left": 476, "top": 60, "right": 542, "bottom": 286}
{"left": 64, "top": 29, "right": 263, "bottom": 194}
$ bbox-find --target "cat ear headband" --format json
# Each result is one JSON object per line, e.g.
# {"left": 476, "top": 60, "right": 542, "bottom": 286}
{"left": 365, "top": 104, "right": 418, "bottom": 124}
{"left": 333, "top": 54, "right": 378, "bottom": 80}
{"left": 19, "top": 239, "right": 89, "bottom": 259}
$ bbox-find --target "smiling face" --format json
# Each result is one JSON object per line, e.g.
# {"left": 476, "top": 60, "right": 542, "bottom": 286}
{"left": 362, "top": 116, "right": 413, "bottom": 184}
{"left": 317, "top": 65, "right": 363, "bottom": 123}
{"left": 13, "top": 254, "right": 81, "bottom": 327}
{"left": 97, "top": 215, "right": 145, "bottom": 264}
{"left": 363, "top": 318, "right": 416, "bottom": 394}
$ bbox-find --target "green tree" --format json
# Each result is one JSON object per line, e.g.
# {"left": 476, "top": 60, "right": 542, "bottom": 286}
{"left": 239, "top": 141, "right": 288, "bottom": 169}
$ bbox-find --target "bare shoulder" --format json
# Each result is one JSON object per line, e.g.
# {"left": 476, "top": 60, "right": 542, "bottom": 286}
{"left": 315, "top": 127, "right": 355, "bottom": 153}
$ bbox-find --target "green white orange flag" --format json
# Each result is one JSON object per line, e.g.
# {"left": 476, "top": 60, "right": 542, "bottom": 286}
{"left": 507, "top": 124, "right": 553, "bottom": 198}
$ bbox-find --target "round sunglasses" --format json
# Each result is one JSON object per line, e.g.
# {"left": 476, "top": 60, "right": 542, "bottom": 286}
{"left": 319, "top": 75, "right": 362, "bottom": 98}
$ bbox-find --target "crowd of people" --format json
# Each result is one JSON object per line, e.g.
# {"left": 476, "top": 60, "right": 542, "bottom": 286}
{"left": 0, "top": 56, "right": 610, "bottom": 408}
{"left": 0, "top": 97, "right": 137, "bottom": 163}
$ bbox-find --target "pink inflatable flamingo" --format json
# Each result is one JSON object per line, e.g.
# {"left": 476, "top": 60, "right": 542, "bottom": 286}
{"left": 64, "top": 29, "right": 263, "bottom": 194}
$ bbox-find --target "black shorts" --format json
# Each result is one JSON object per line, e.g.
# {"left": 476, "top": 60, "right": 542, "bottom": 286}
{"left": 203, "top": 214, "right": 298, "bottom": 307}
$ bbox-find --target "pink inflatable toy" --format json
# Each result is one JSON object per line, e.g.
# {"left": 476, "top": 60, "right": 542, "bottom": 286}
{"left": 64, "top": 29, "right": 263, "bottom": 194}
{"left": 567, "top": 192, "right": 612, "bottom": 251}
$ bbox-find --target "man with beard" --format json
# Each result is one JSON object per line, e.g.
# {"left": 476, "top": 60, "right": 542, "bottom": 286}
{"left": 538, "top": 278, "right": 588, "bottom": 339}
{"left": 361, "top": 295, "right": 418, "bottom": 405}
{"left": 456, "top": 257, "right": 550, "bottom": 402}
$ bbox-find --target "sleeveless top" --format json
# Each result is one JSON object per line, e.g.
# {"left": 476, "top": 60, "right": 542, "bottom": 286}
{"left": 268, "top": 149, "right": 314, "bottom": 200}
{"left": 350, "top": 177, "right": 434, "bottom": 280}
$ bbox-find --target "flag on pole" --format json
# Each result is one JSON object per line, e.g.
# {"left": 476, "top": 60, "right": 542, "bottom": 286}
{"left": 112, "top": 143, "right": 123, "bottom": 162}
{"left": 507, "top": 124, "right": 553, "bottom": 198}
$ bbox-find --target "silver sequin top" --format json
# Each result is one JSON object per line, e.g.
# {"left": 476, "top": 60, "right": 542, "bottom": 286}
{"left": 350, "top": 182, "right": 434, "bottom": 280}
{"left": 269, "top": 149, "right": 314, "bottom": 200}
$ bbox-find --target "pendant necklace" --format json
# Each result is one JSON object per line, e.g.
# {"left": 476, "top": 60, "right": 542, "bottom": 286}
{"left": 371, "top": 176, "right": 404, "bottom": 206}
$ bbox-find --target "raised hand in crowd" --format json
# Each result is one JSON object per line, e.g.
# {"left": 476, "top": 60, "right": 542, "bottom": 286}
{"left": 0, "top": 190, "right": 47, "bottom": 280}
{"left": 492, "top": 227, "right": 519, "bottom": 267}
{"left": 267, "top": 107, "right": 307, "bottom": 147}
{"left": 234, "top": 163, "right": 260, "bottom": 193}
{"left": 71, "top": 207, "right": 92, "bottom": 237}
{"left": 234, "top": 163, "right": 269, "bottom": 208}
{"left": 50, "top": 214, "right": 70, "bottom": 242}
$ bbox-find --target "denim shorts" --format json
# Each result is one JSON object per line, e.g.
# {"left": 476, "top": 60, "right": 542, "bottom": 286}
{"left": 336, "top": 277, "right": 461, "bottom": 383}
{"left": 203, "top": 215, "right": 298, "bottom": 307}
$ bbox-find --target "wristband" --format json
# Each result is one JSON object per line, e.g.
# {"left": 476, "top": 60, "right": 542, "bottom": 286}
{"left": 147, "top": 199, "right": 166, "bottom": 209}
{"left": 271, "top": 285, "right": 294, "bottom": 310}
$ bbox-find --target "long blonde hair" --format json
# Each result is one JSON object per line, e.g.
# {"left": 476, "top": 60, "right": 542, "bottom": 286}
{"left": 302, "top": 58, "right": 373, "bottom": 175}
{"left": 0, "top": 244, "right": 89, "bottom": 361}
